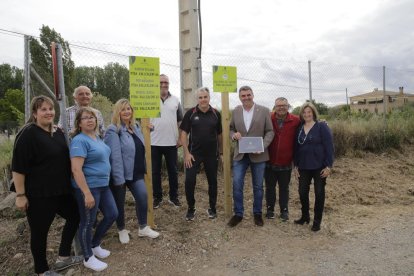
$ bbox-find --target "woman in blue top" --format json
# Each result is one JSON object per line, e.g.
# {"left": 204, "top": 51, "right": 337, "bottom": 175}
{"left": 104, "top": 99, "right": 159, "bottom": 244}
{"left": 70, "top": 107, "right": 118, "bottom": 272}
{"left": 293, "top": 102, "right": 334, "bottom": 232}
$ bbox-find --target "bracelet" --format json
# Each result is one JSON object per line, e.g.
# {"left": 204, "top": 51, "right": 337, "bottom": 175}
{"left": 16, "top": 193, "right": 26, "bottom": 197}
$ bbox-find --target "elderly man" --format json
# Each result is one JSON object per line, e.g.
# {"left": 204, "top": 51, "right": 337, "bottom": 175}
{"left": 180, "top": 87, "right": 222, "bottom": 221}
{"left": 265, "top": 97, "right": 300, "bottom": 221}
{"left": 60, "top": 86, "right": 105, "bottom": 136}
{"left": 228, "top": 86, "right": 274, "bottom": 227}
{"left": 150, "top": 74, "right": 183, "bottom": 208}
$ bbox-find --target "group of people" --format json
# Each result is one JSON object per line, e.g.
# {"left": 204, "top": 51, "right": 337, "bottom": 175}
{"left": 12, "top": 74, "right": 334, "bottom": 276}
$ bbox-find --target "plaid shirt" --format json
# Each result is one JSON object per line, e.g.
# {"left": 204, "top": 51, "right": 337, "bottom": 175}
{"left": 58, "top": 104, "right": 105, "bottom": 137}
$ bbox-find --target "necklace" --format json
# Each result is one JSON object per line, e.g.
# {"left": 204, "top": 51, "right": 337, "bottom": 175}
{"left": 297, "top": 126, "right": 308, "bottom": 145}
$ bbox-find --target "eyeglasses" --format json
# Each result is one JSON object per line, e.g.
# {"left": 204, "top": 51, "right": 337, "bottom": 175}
{"left": 81, "top": 116, "right": 96, "bottom": 121}
{"left": 275, "top": 105, "right": 288, "bottom": 108}
{"left": 160, "top": 81, "right": 169, "bottom": 84}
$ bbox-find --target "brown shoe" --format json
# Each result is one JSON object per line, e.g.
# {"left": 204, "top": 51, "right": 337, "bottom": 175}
{"left": 254, "top": 214, "right": 264, "bottom": 226}
{"left": 228, "top": 215, "right": 243, "bottom": 227}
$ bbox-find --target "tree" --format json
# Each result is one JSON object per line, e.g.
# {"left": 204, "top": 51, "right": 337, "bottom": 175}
{"left": 91, "top": 92, "right": 113, "bottom": 126}
{"left": 30, "top": 25, "right": 74, "bottom": 102}
{"left": 74, "top": 62, "right": 129, "bottom": 103}
{"left": 0, "top": 89, "right": 24, "bottom": 130}
{"left": 0, "top": 64, "right": 23, "bottom": 98}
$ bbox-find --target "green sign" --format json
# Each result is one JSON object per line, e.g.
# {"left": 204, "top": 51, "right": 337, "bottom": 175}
{"left": 129, "top": 56, "right": 160, "bottom": 118}
{"left": 213, "top": 65, "right": 237, "bottom": 93}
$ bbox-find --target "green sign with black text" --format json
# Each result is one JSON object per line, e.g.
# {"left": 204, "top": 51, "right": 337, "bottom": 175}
{"left": 213, "top": 65, "right": 237, "bottom": 93}
{"left": 129, "top": 56, "right": 160, "bottom": 118}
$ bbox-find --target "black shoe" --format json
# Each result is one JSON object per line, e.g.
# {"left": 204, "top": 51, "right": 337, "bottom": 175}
{"left": 186, "top": 208, "right": 196, "bottom": 221}
{"left": 294, "top": 217, "right": 310, "bottom": 225}
{"left": 168, "top": 198, "right": 182, "bottom": 207}
{"left": 265, "top": 210, "right": 275, "bottom": 219}
{"left": 311, "top": 221, "right": 321, "bottom": 231}
{"left": 280, "top": 211, "right": 289, "bottom": 221}
{"left": 153, "top": 198, "right": 163, "bottom": 209}
{"left": 228, "top": 215, "right": 243, "bottom": 227}
{"left": 254, "top": 214, "right": 264, "bottom": 226}
{"left": 207, "top": 208, "right": 217, "bottom": 219}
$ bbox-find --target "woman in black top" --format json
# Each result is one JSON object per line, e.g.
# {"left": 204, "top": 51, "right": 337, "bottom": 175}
{"left": 12, "top": 96, "right": 81, "bottom": 275}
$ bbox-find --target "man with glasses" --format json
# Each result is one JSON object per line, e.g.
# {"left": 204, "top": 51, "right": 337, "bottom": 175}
{"left": 265, "top": 97, "right": 300, "bottom": 221}
{"left": 150, "top": 74, "right": 183, "bottom": 208}
{"left": 59, "top": 85, "right": 105, "bottom": 137}
{"left": 227, "top": 86, "right": 274, "bottom": 227}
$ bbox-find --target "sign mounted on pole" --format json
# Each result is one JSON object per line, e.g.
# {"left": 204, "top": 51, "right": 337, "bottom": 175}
{"left": 129, "top": 56, "right": 160, "bottom": 118}
{"left": 213, "top": 65, "right": 237, "bottom": 93}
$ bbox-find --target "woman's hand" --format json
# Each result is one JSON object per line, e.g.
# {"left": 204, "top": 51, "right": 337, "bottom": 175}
{"left": 320, "top": 167, "right": 331, "bottom": 178}
{"left": 184, "top": 153, "right": 195, "bottom": 168}
{"left": 84, "top": 192, "right": 95, "bottom": 209}
{"left": 15, "top": 195, "right": 28, "bottom": 211}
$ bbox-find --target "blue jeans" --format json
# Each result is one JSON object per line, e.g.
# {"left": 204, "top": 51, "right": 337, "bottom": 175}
{"left": 151, "top": 146, "right": 179, "bottom": 200}
{"left": 110, "top": 179, "right": 148, "bottom": 229}
{"left": 74, "top": 186, "right": 118, "bottom": 259}
{"left": 232, "top": 155, "right": 266, "bottom": 217}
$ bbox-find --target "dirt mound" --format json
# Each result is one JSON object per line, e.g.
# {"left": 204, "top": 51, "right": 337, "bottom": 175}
{"left": 1, "top": 146, "right": 413, "bottom": 275}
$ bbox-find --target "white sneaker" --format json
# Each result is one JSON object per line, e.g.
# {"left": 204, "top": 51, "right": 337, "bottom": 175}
{"left": 138, "top": 226, "right": 160, "bottom": 239}
{"left": 92, "top": 245, "right": 110, "bottom": 259}
{"left": 83, "top": 255, "right": 108, "bottom": 272}
{"left": 118, "top": 229, "right": 130, "bottom": 244}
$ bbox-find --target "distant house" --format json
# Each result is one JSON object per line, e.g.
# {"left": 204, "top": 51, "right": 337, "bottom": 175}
{"left": 349, "top": 87, "right": 414, "bottom": 114}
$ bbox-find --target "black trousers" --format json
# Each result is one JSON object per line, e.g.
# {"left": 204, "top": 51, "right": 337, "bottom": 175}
{"left": 151, "top": 145, "right": 179, "bottom": 200}
{"left": 26, "top": 194, "right": 80, "bottom": 274}
{"left": 264, "top": 166, "right": 291, "bottom": 213}
{"left": 185, "top": 154, "right": 218, "bottom": 210}
{"left": 298, "top": 169, "right": 326, "bottom": 222}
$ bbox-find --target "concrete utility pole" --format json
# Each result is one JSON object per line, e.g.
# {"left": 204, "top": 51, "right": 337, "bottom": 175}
{"left": 178, "top": 0, "right": 202, "bottom": 109}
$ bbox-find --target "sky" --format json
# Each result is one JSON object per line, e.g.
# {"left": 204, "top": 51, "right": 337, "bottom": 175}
{"left": 0, "top": 0, "right": 413, "bottom": 108}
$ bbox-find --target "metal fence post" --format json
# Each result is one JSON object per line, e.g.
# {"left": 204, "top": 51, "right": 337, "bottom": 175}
{"left": 24, "top": 35, "right": 31, "bottom": 122}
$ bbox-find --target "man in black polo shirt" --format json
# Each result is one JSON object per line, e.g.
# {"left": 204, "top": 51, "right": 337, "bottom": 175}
{"left": 180, "top": 87, "right": 222, "bottom": 221}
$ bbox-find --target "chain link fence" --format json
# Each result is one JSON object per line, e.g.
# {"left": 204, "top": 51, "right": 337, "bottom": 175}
{"left": 1, "top": 32, "right": 414, "bottom": 119}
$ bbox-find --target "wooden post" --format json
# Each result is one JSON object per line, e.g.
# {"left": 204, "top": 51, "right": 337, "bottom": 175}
{"left": 221, "top": 93, "right": 232, "bottom": 217}
{"left": 141, "top": 118, "right": 155, "bottom": 228}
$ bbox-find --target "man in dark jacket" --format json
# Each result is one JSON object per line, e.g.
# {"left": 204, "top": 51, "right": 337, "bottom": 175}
{"left": 265, "top": 97, "right": 300, "bottom": 221}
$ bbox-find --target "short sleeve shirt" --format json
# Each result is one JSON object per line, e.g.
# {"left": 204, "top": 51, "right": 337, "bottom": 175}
{"left": 180, "top": 105, "right": 222, "bottom": 156}
{"left": 12, "top": 124, "right": 72, "bottom": 197}
{"left": 70, "top": 133, "right": 111, "bottom": 188}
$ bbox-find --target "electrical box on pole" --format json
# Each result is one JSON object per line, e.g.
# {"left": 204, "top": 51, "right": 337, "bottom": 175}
{"left": 178, "top": 0, "right": 202, "bottom": 110}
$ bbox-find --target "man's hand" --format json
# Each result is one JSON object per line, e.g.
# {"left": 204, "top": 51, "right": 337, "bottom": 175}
{"left": 84, "top": 192, "right": 96, "bottom": 209}
{"left": 232, "top": 132, "right": 242, "bottom": 140}
{"left": 184, "top": 153, "right": 195, "bottom": 168}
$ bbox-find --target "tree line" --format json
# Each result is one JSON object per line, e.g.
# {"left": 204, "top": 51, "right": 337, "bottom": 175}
{"left": 0, "top": 25, "right": 129, "bottom": 131}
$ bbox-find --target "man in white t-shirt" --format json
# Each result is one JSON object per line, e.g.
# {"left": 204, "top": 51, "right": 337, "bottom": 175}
{"left": 150, "top": 74, "right": 183, "bottom": 208}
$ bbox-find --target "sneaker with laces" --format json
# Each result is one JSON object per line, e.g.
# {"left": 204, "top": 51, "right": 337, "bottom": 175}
{"left": 280, "top": 211, "right": 289, "bottom": 221}
{"left": 54, "top": 255, "right": 83, "bottom": 271}
{"left": 43, "top": 271, "right": 62, "bottom": 276}
{"left": 118, "top": 229, "right": 130, "bottom": 244}
{"left": 207, "top": 208, "right": 217, "bottom": 219}
{"left": 265, "top": 210, "right": 275, "bottom": 219}
{"left": 168, "top": 198, "right": 182, "bottom": 207}
{"left": 92, "top": 245, "right": 110, "bottom": 259}
{"left": 185, "top": 208, "right": 196, "bottom": 221}
{"left": 153, "top": 198, "right": 163, "bottom": 209}
{"left": 83, "top": 255, "right": 108, "bottom": 272}
{"left": 138, "top": 226, "right": 160, "bottom": 239}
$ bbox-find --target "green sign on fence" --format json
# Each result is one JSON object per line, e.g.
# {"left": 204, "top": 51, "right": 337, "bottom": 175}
{"left": 129, "top": 56, "right": 160, "bottom": 118}
{"left": 213, "top": 65, "right": 237, "bottom": 93}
